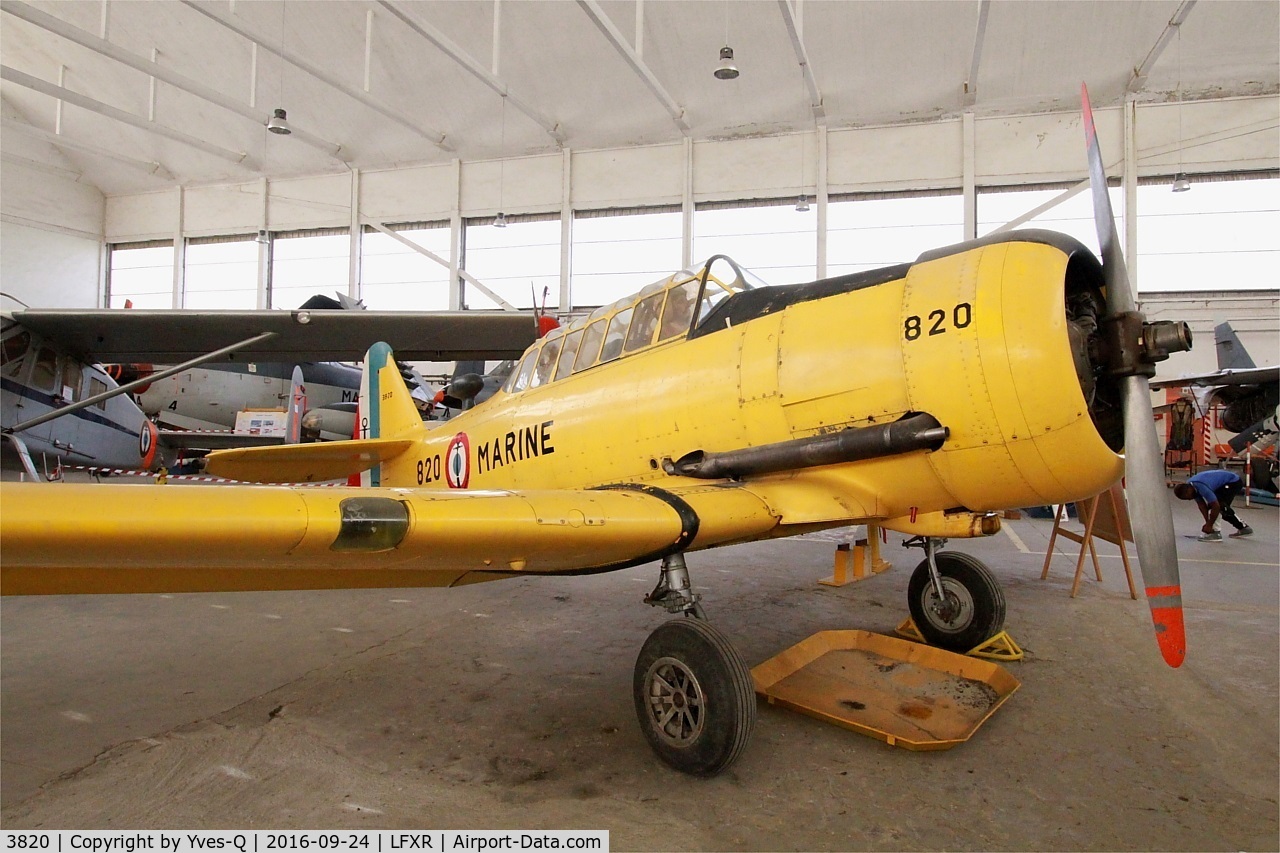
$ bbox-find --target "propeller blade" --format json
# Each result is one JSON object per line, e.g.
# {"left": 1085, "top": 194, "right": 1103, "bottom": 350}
{"left": 1081, "top": 83, "right": 1185, "bottom": 667}
{"left": 1081, "top": 84, "right": 1134, "bottom": 316}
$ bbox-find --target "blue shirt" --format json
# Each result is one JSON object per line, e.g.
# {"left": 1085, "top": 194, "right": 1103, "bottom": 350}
{"left": 1187, "top": 469, "right": 1241, "bottom": 504}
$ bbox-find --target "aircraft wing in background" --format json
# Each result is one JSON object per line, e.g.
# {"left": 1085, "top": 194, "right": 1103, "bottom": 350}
{"left": 9, "top": 308, "right": 537, "bottom": 363}
{"left": 1151, "top": 365, "right": 1279, "bottom": 389}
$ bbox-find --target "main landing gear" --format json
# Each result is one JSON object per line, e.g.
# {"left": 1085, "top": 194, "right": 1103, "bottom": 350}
{"left": 630, "top": 542, "right": 1007, "bottom": 776}
{"left": 634, "top": 554, "right": 756, "bottom": 776}
{"left": 903, "top": 536, "right": 1006, "bottom": 652}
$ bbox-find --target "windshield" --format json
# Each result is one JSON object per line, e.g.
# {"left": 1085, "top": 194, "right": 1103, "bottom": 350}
{"left": 694, "top": 255, "right": 758, "bottom": 328}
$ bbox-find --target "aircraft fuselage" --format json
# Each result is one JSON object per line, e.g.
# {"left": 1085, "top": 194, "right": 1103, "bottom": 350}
{"left": 137, "top": 361, "right": 362, "bottom": 435}
{"left": 1, "top": 316, "right": 157, "bottom": 475}
{"left": 390, "top": 232, "right": 1125, "bottom": 539}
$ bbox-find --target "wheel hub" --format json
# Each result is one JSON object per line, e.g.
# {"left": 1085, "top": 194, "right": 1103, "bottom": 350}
{"left": 643, "top": 656, "right": 706, "bottom": 747}
{"left": 923, "top": 578, "right": 975, "bottom": 634}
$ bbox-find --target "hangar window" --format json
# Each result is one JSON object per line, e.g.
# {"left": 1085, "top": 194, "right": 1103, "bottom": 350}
{"left": 572, "top": 207, "right": 682, "bottom": 309}
{"left": 362, "top": 222, "right": 452, "bottom": 310}
{"left": 464, "top": 215, "right": 560, "bottom": 310}
{"left": 185, "top": 235, "right": 259, "bottom": 309}
{"left": 828, "top": 193, "right": 963, "bottom": 276}
{"left": 1135, "top": 176, "right": 1278, "bottom": 293}
{"left": 270, "top": 229, "right": 350, "bottom": 309}
{"left": 107, "top": 241, "right": 175, "bottom": 309}
{"left": 694, "top": 200, "right": 816, "bottom": 285}
{"left": 977, "top": 185, "right": 1120, "bottom": 258}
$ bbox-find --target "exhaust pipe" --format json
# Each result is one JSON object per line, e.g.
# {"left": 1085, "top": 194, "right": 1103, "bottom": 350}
{"left": 667, "top": 412, "right": 948, "bottom": 480}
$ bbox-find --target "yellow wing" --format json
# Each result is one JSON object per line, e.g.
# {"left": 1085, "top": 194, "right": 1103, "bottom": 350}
{"left": 0, "top": 482, "right": 778, "bottom": 595}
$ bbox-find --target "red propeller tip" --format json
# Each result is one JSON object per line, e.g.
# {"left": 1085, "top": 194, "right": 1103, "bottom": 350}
{"left": 1147, "top": 584, "right": 1186, "bottom": 668}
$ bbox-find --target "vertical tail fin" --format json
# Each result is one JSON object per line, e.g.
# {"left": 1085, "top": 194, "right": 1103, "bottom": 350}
{"left": 285, "top": 365, "right": 306, "bottom": 445}
{"left": 1214, "top": 322, "right": 1257, "bottom": 370}
{"left": 358, "top": 342, "right": 426, "bottom": 486}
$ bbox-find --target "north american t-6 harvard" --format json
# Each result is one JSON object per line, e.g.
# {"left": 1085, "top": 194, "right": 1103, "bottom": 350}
{"left": 1, "top": 87, "right": 1193, "bottom": 776}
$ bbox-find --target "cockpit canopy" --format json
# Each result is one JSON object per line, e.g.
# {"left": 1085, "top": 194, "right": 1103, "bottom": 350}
{"left": 503, "top": 256, "right": 757, "bottom": 395}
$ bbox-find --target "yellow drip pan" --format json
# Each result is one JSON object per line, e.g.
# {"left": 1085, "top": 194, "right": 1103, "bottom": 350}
{"left": 751, "top": 630, "right": 1020, "bottom": 751}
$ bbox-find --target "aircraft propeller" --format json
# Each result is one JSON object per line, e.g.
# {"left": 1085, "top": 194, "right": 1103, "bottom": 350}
{"left": 1081, "top": 84, "right": 1192, "bottom": 667}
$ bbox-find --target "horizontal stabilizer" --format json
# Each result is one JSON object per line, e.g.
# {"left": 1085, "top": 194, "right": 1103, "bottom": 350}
{"left": 204, "top": 437, "right": 414, "bottom": 483}
{"left": 160, "top": 430, "right": 285, "bottom": 451}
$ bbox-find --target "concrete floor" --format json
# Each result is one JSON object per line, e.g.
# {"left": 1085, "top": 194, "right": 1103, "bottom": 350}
{"left": 2, "top": 492, "right": 1277, "bottom": 850}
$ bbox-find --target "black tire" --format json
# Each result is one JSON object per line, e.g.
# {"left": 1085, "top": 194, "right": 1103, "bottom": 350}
{"left": 907, "top": 551, "right": 1006, "bottom": 652}
{"left": 632, "top": 618, "right": 756, "bottom": 776}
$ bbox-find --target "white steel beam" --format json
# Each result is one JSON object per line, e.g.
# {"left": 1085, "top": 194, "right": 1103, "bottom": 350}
{"left": 963, "top": 0, "right": 990, "bottom": 107}
{"left": 1124, "top": 96, "right": 1138, "bottom": 286}
{"left": 990, "top": 181, "right": 1088, "bottom": 234}
{"left": 962, "top": 111, "right": 976, "bottom": 239}
{"left": 681, "top": 137, "right": 693, "bottom": 270}
{"left": 1, "top": 151, "right": 81, "bottom": 180}
{"left": 363, "top": 9, "right": 374, "bottom": 93}
{"left": 181, "top": 0, "right": 453, "bottom": 153}
{"left": 258, "top": 178, "right": 269, "bottom": 310}
{"left": 1128, "top": 0, "right": 1197, "bottom": 93}
{"left": 491, "top": 0, "right": 501, "bottom": 77}
{"left": 577, "top": 0, "right": 689, "bottom": 134}
{"left": 816, "top": 125, "right": 827, "bottom": 278}
{"left": 172, "top": 186, "right": 185, "bottom": 309}
{"left": 777, "top": 0, "right": 824, "bottom": 122}
{"left": 450, "top": 159, "right": 462, "bottom": 311}
{"left": 2, "top": 0, "right": 347, "bottom": 162}
{"left": 349, "top": 168, "right": 362, "bottom": 301}
{"left": 560, "top": 148, "right": 572, "bottom": 309}
{"left": 378, "top": 0, "right": 565, "bottom": 145}
{"left": 1, "top": 65, "right": 253, "bottom": 166}
{"left": 2, "top": 116, "right": 175, "bottom": 178}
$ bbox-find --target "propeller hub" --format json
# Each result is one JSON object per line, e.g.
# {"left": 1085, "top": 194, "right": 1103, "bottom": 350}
{"left": 1097, "top": 312, "right": 1192, "bottom": 379}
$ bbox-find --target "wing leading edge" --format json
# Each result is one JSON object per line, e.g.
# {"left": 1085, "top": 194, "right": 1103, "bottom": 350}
{"left": 0, "top": 482, "right": 779, "bottom": 595}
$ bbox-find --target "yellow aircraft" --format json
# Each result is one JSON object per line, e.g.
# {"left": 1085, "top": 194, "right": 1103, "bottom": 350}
{"left": 0, "top": 86, "right": 1192, "bottom": 776}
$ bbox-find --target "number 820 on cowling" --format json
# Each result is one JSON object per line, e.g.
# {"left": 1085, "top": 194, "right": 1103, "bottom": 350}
{"left": 904, "top": 302, "right": 972, "bottom": 341}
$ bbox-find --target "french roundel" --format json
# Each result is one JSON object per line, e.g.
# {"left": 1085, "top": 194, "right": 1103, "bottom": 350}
{"left": 139, "top": 420, "right": 158, "bottom": 470}
{"left": 445, "top": 433, "right": 470, "bottom": 489}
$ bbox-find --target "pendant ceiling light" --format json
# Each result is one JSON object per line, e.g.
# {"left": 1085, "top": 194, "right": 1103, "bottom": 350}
{"left": 266, "top": 108, "right": 291, "bottom": 135}
{"left": 715, "top": 4, "right": 738, "bottom": 80}
{"left": 715, "top": 46, "right": 739, "bottom": 80}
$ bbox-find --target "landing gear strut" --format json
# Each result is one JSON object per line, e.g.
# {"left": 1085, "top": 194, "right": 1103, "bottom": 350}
{"left": 903, "top": 537, "right": 1007, "bottom": 652}
{"left": 633, "top": 553, "right": 756, "bottom": 776}
{"left": 642, "top": 553, "right": 705, "bottom": 618}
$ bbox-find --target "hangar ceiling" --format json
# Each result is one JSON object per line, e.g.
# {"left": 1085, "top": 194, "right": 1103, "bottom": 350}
{"left": 1, "top": 0, "right": 1277, "bottom": 196}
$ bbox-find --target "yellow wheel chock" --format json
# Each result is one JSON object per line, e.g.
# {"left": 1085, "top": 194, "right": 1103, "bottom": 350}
{"left": 819, "top": 531, "right": 891, "bottom": 587}
{"left": 894, "top": 617, "right": 1024, "bottom": 662}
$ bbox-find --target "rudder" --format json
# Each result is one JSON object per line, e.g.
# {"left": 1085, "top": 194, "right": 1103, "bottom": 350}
{"left": 358, "top": 342, "right": 426, "bottom": 486}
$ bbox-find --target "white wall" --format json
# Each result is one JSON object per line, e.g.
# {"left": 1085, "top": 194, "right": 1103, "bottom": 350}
{"left": 0, "top": 151, "right": 105, "bottom": 309}
{"left": 0, "top": 221, "right": 103, "bottom": 309}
